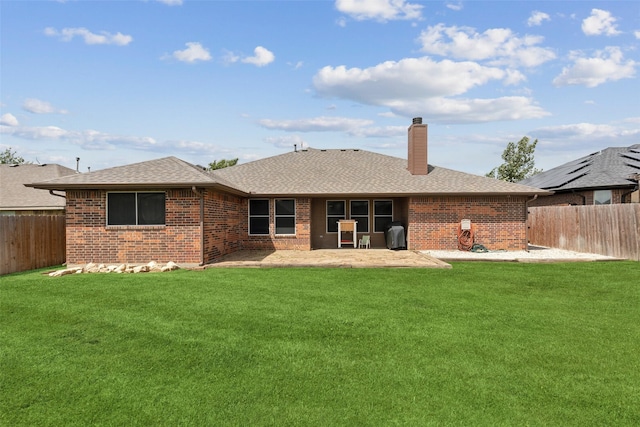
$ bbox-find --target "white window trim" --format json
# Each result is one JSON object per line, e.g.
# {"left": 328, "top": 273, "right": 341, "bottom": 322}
{"left": 349, "top": 200, "right": 370, "bottom": 233}
{"left": 326, "top": 200, "right": 346, "bottom": 233}
{"left": 248, "top": 198, "right": 270, "bottom": 236}
{"left": 275, "top": 198, "right": 296, "bottom": 236}
{"left": 106, "top": 191, "right": 166, "bottom": 227}
{"left": 373, "top": 199, "right": 393, "bottom": 233}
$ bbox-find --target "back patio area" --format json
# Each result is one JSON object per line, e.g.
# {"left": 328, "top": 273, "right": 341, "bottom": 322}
{"left": 205, "top": 249, "right": 452, "bottom": 269}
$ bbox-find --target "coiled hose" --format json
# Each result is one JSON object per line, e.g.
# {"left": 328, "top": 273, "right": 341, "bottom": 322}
{"left": 457, "top": 227, "right": 474, "bottom": 251}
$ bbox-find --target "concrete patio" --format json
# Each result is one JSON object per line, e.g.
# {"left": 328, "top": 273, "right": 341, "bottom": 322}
{"left": 205, "top": 249, "right": 452, "bottom": 269}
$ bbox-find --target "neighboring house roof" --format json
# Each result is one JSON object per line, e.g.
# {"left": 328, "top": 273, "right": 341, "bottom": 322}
{"left": 520, "top": 144, "right": 640, "bottom": 191}
{"left": 0, "top": 163, "right": 76, "bottom": 211}
{"left": 27, "top": 150, "right": 549, "bottom": 197}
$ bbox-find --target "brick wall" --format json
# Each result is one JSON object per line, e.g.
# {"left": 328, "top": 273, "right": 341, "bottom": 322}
{"left": 202, "top": 190, "right": 244, "bottom": 263}
{"left": 407, "top": 196, "right": 528, "bottom": 251}
{"left": 241, "top": 197, "right": 311, "bottom": 251}
{"left": 66, "top": 189, "right": 201, "bottom": 264}
{"left": 530, "top": 188, "right": 632, "bottom": 206}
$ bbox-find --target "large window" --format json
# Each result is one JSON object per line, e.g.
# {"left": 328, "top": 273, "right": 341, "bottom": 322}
{"left": 326, "top": 200, "right": 346, "bottom": 232}
{"left": 107, "top": 192, "right": 165, "bottom": 226}
{"left": 594, "top": 190, "right": 612, "bottom": 205}
{"left": 275, "top": 199, "right": 296, "bottom": 235}
{"left": 249, "top": 199, "right": 270, "bottom": 235}
{"left": 350, "top": 200, "right": 369, "bottom": 233}
{"left": 373, "top": 200, "right": 393, "bottom": 232}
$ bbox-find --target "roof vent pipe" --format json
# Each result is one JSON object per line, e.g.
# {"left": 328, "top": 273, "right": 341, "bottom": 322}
{"left": 294, "top": 144, "right": 297, "bottom": 152}
{"left": 413, "top": 117, "right": 423, "bottom": 125}
{"left": 76, "top": 157, "right": 80, "bottom": 173}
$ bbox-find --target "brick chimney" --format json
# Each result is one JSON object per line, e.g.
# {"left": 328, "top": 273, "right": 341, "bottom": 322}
{"left": 408, "top": 117, "right": 428, "bottom": 175}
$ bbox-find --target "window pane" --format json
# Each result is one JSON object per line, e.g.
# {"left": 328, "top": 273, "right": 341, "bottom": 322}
{"left": 327, "top": 201, "right": 345, "bottom": 216}
{"left": 275, "top": 199, "right": 295, "bottom": 216}
{"left": 276, "top": 217, "right": 295, "bottom": 235}
{"left": 351, "top": 216, "right": 369, "bottom": 232}
{"left": 594, "top": 190, "right": 612, "bottom": 205}
{"left": 250, "top": 199, "right": 269, "bottom": 216}
{"left": 138, "top": 193, "right": 165, "bottom": 225}
{"left": 250, "top": 217, "right": 269, "bottom": 235}
{"left": 350, "top": 200, "right": 368, "bottom": 215}
{"left": 374, "top": 200, "right": 392, "bottom": 215}
{"left": 108, "top": 193, "right": 136, "bottom": 225}
{"left": 327, "top": 217, "right": 344, "bottom": 233}
{"left": 375, "top": 216, "right": 392, "bottom": 233}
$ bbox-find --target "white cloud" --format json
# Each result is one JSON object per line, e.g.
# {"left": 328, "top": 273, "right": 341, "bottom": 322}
{"left": 22, "top": 98, "right": 68, "bottom": 114}
{"left": 0, "top": 113, "right": 19, "bottom": 126}
{"left": 335, "top": 0, "right": 423, "bottom": 22}
{"left": 167, "top": 42, "right": 212, "bottom": 63}
{"left": 0, "top": 124, "right": 158, "bottom": 151}
{"left": 289, "top": 61, "right": 304, "bottom": 70}
{"left": 582, "top": 9, "right": 621, "bottom": 36}
{"left": 531, "top": 122, "right": 640, "bottom": 152}
{"left": 222, "top": 50, "right": 240, "bottom": 65}
{"left": 527, "top": 11, "right": 550, "bottom": 27}
{"left": 259, "top": 116, "right": 373, "bottom": 133}
{"left": 553, "top": 47, "right": 636, "bottom": 88}
{"left": 311, "top": 56, "right": 550, "bottom": 123}
{"left": 264, "top": 134, "right": 309, "bottom": 149}
{"left": 392, "top": 96, "right": 549, "bottom": 123}
{"left": 314, "top": 57, "right": 516, "bottom": 103}
{"left": 445, "top": 2, "right": 463, "bottom": 12}
{"left": 156, "top": 0, "right": 183, "bottom": 5}
{"left": 44, "top": 27, "right": 133, "bottom": 45}
{"left": 259, "top": 116, "right": 407, "bottom": 138}
{"left": 417, "top": 24, "right": 556, "bottom": 68}
{"left": 635, "top": 30, "right": 640, "bottom": 39}
{"left": 241, "top": 46, "right": 275, "bottom": 67}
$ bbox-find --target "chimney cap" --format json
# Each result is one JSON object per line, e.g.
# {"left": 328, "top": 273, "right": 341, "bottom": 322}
{"left": 412, "top": 117, "right": 423, "bottom": 125}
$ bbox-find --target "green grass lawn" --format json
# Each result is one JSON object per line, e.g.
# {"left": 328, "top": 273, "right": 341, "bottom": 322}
{"left": 1, "top": 262, "right": 639, "bottom": 426}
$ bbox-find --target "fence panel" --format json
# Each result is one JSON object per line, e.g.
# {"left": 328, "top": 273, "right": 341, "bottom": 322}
{"left": 528, "top": 204, "right": 640, "bottom": 261}
{"left": 0, "top": 215, "right": 66, "bottom": 275}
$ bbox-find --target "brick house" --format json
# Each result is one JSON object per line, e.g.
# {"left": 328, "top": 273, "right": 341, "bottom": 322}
{"left": 520, "top": 144, "right": 640, "bottom": 206}
{"left": 28, "top": 118, "right": 549, "bottom": 265}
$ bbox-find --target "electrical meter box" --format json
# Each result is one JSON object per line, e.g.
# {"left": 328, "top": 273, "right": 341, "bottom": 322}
{"left": 461, "top": 219, "right": 471, "bottom": 230}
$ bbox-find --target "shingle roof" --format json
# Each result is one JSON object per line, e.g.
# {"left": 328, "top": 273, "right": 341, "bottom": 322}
{"left": 0, "top": 163, "right": 76, "bottom": 211}
{"left": 212, "top": 148, "right": 547, "bottom": 196}
{"left": 520, "top": 144, "right": 640, "bottom": 191}
{"left": 27, "top": 149, "right": 549, "bottom": 197}
{"left": 25, "top": 156, "right": 240, "bottom": 193}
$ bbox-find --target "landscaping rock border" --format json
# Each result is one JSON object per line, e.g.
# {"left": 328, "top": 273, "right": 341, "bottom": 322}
{"left": 48, "top": 261, "right": 180, "bottom": 277}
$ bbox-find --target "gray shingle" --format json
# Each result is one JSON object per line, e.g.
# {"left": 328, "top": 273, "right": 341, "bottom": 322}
{"left": 520, "top": 144, "right": 640, "bottom": 190}
{"left": 27, "top": 150, "right": 549, "bottom": 196}
{"left": 213, "top": 148, "right": 548, "bottom": 196}
{"left": 1, "top": 164, "right": 76, "bottom": 210}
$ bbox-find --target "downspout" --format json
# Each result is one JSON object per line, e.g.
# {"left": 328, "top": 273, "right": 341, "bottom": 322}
{"left": 49, "top": 190, "right": 65, "bottom": 198}
{"left": 192, "top": 186, "right": 205, "bottom": 266}
{"left": 525, "top": 194, "right": 538, "bottom": 252}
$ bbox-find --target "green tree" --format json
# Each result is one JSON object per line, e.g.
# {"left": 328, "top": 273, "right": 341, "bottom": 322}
{"left": 486, "top": 136, "right": 541, "bottom": 182}
{"left": 208, "top": 158, "right": 239, "bottom": 170}
{"left": 0, "top": 147, "right": 27, "bottom": 165}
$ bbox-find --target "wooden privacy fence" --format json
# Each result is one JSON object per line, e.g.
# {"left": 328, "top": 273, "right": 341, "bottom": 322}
{"left": 0, "top": 215, "right": 66, "bottom": 275}
{"left": 528, "top": 204, "right": 640, "bottom": 261}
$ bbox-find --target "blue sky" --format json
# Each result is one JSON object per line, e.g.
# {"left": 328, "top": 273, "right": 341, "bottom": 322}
{"left": 1, "top": 0, "right": 638, "bottom": 176}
